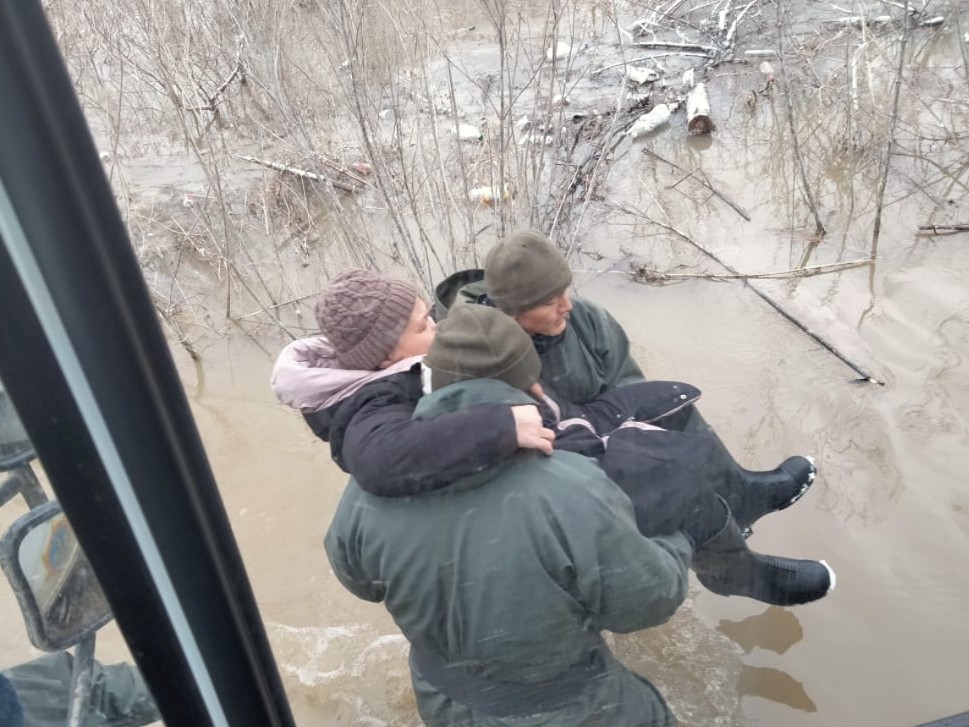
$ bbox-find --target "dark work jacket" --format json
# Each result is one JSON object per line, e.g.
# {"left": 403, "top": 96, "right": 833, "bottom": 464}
{"left": 545, "top": 382, "right": 726, "bottom": 545}
{"left": 325, "top": 378, "right": 691, "bottom": 727}
{"left": 303, "top": 364, "right": 519, "bottom": 496}
{"left": 432, "top": 271, "right": 751, "bottom": 529}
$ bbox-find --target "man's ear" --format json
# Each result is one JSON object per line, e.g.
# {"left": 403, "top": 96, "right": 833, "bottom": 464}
{"left": 376, "top": 358, "right": 393, "bottom": 370}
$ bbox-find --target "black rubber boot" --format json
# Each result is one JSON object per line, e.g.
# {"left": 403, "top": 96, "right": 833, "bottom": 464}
{"left": 652, "top": 405, "right": 817, "bottom": 533}
{"left": 693, "top": 506, "right": 835, "bottom": 607}
{"left": 731, "top": 456, "right": 816, "bottom": 534}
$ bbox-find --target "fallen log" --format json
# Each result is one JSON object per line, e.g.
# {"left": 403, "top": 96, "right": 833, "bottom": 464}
{"left": 468, "top": 183, "right": 515, "bottom": 206}
{"left": 236, "top": 155, "right": 367, "bottom": 193}
{"left": 917, "top": 223, "right": 969, "bottom": 233}
{"left": 681, "top": 68, "right": 695, "bottom": 91}
{"left": 625, "top": 66, "right": 660, "bottom": 84}
{"left": 686, "top": 83, "right": 714, "bottom": 135}
{"left": 452, "top": 122, "right": 483, "bottom": 141}
{"left": 628, "top": 103, "right": 675, "bottom": 139}
{"left": 826, "top": 14, "right": 894, "bottom": 28}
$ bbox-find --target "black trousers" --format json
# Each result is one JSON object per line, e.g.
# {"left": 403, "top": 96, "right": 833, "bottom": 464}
{"left": 549, "top": 382, "right": 745, "bottom": 546}
{"left": 599, "top": 426, "right": 726, "bottom": 547}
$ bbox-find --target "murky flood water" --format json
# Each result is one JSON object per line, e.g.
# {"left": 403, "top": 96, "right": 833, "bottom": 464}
{"left": 176, "top": 224, "right": 969, "bottom": 726}
{"left": 175, "top": 230, "right": 968, "bottom": 726}
{"left": 3, "top": 1, "right": 969, "bottom": 725}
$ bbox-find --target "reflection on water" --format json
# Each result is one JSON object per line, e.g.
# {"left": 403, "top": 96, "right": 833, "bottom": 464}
{"left": 717, "top": 607, "right": 803, "bottom": 655}
{"left": 738, "top": 665, "right": 817, "bottom": 713}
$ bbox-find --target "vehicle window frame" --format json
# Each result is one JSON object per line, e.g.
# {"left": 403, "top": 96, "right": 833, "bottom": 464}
{"left": 0, "top": 3, "right": 295, "bottom": 726}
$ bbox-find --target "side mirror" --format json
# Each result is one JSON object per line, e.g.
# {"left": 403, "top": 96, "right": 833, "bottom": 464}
{"left": 0, "top": 501, "right": 112, "bottom": 650}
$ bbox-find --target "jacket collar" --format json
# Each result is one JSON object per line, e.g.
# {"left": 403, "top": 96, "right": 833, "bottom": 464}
{"left": 410, "top": 379, "right": 538, "bottom": 494}
{"left": 415, "top": 378, "right": 535, "bottom": 419}
{"left": 270, "top": 335, "right": 422, "bottom": 412}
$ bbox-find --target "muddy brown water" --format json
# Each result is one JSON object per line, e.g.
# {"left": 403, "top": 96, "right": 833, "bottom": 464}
{"left": 3, "top": 2, "right": 969, "bottom": 726}
{"left": 158, "top": 215, "right": 969, "bottom": 727}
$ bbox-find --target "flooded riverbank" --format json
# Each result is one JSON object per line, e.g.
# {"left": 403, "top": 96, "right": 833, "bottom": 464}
{"left": 2, "top": 0, "right": 968, "bottom": 723}
{"left": 159, "top": 211, "right": 969, "bottom": 725}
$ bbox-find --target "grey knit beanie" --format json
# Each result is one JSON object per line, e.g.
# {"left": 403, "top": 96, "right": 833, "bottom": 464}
{"left": 484, "top": 229, "right": 573, "bottom": 315}
{"left": 425, "top": 305, "right": 541, "bottom": 392}
{"left": 315, "top": 268, "right": 419, "bottom": 370}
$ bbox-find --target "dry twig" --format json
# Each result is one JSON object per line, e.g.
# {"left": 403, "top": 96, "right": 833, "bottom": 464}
{"left": 630, "top": 259, "right": 872, "bottom": 282}
{"left": 871, "top": 0, "right": 912, "bottom": 255}
{"left": 237, "top": 155, "right": 368, "bottom": 194}
{"left": 643, "top": 149, "right": 749, "bottom": 221}
{"left": 917, "top": 224, "right": 969, "bottom": 233}
{"left": 776, "top": 0, "right": 826, "bottom": 238}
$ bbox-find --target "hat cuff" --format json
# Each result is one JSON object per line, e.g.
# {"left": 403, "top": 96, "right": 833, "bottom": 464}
{"left": 429, "top": 346, "right": 540, "bottom": 392}
{"left": 495, "top": 284, "right": 571, "bottom": 315}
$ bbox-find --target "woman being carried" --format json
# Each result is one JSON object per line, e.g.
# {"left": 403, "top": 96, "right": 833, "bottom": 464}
{"left": 273, "top": 268, "right": 834, "bottom": 605}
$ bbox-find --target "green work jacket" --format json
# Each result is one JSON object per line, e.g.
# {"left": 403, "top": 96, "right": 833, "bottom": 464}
{"left": 325, "top": 378, "right": 691, "bottom": 726}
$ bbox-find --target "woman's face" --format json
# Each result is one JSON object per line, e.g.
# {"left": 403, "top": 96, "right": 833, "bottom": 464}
{"left": 382, "top": 298, "right": 437, "bottom": 366}
{"left": 514, "top": 290, "right": 572, "bottom": 337}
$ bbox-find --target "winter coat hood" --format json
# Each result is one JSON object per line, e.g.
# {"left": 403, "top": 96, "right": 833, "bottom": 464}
{"left": 433, "top": 268, "right": 486, "bottom": 320}
{"left": 411, "top": 379, "right": 537, "bottom": 494}
{"left": 270, "top": 335, "right": 422, "bottom": 413}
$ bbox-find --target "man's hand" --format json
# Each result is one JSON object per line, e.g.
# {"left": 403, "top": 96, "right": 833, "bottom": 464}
{"left": 511, "top": 405, "right": 555, "bottom": 456}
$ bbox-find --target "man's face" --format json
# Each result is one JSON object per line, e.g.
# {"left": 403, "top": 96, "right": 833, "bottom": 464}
{"left": 382, "top": 298, "right": 437, "bottom": 366}
{"left": 514, "top": 290, "right": 572, "bottom": 337}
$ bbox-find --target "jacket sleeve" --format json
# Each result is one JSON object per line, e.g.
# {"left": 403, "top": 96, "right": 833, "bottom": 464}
{"left": 561, "top": 464, "right": 692, "bottom": 634}
{"left": 590, "top": 303, "right": 646, "bottom": 389}
{"left": 322, "top": 380, "right": 520, "bottom": 496}
{"left": 324, "top": 496, "right": 386, "bottom": 603}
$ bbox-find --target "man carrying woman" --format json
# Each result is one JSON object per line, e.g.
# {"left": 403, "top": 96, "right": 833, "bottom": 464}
{"left": 434, "top": 228, "right": 820, "bottom": 539}
{"left": 272, "top": 259, "right": 834, "bottom": 605}
{"left": 324, "top": 304, "right": 693, "bottom": 726}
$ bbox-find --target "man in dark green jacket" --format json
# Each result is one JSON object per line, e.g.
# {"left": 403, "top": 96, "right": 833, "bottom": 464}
{"left": 324, "top": 305, "right": 692, "bottom": 726}
{"left": 434, "top": 229, "right": 818, "bottom": 537}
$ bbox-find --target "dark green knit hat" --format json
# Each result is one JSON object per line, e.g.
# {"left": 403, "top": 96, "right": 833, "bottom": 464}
{"left": 425, "top": 305, "right": 541, "bottom": 392}
{"left": 484, "top": 229, "right": 573, "bottom": 315}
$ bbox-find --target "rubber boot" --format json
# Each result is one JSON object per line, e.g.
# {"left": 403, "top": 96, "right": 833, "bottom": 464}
{"left": 654, "top": 405, "right": 817, "bottom": 533}
{"left": 731, "top": 456, "right": 816, "bottom": 534}
{"left": 693, "top": 500, "right": 836, "bottom": 607}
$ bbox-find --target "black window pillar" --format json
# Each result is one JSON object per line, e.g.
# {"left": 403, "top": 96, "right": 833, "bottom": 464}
{"left": 0, "top": 3, "right": 295, "bottom": 726}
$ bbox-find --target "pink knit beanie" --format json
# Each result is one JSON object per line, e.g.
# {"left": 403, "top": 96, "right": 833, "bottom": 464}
{"left": 315, "top": 268, "right": 419, "bottom": 370}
